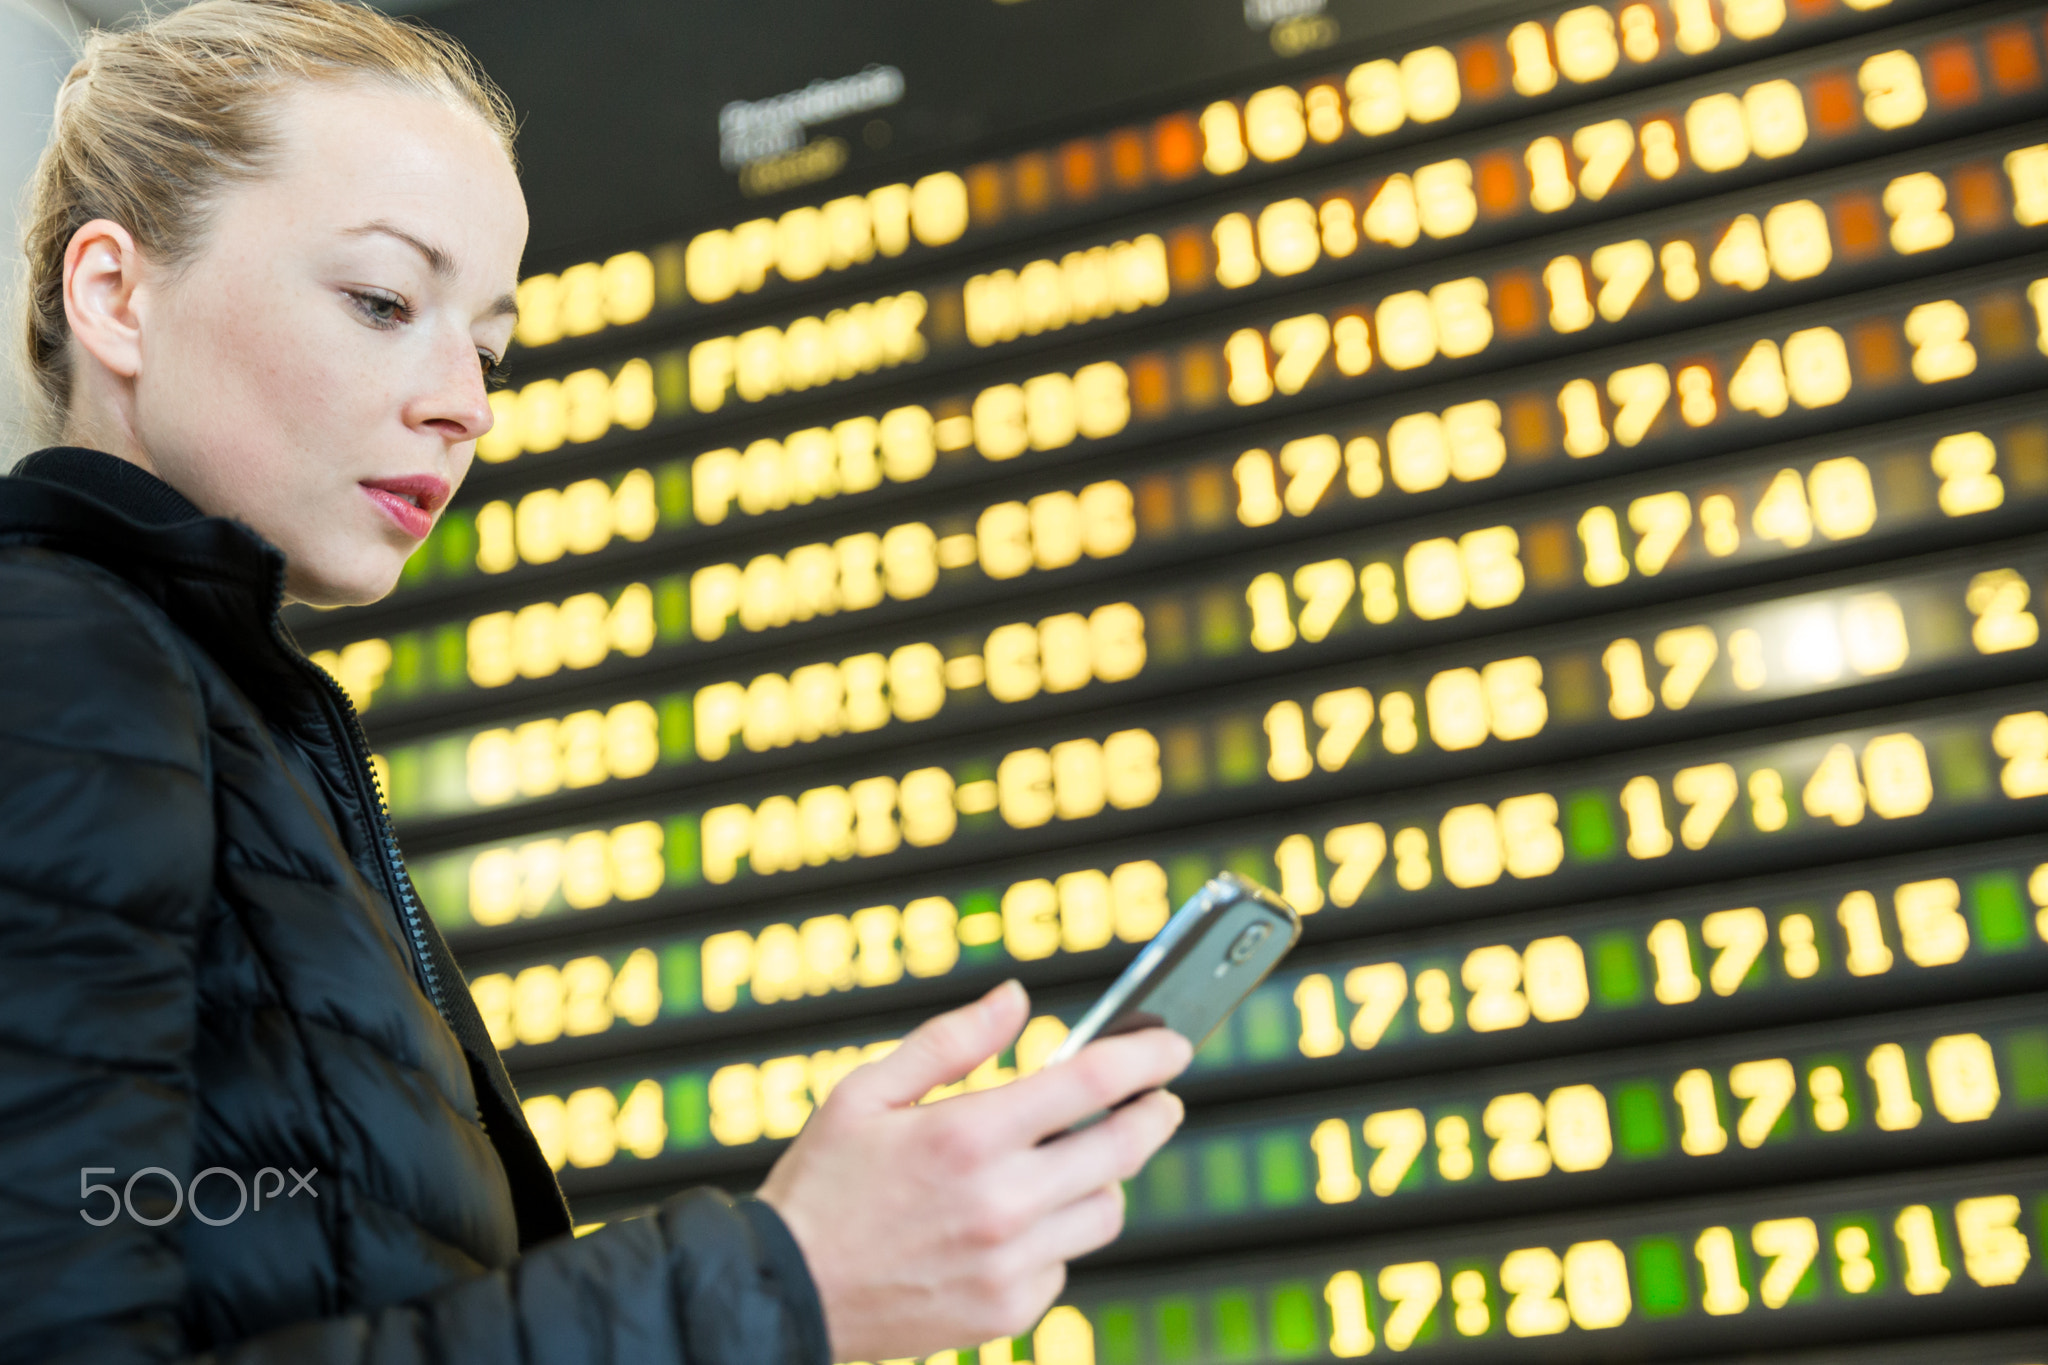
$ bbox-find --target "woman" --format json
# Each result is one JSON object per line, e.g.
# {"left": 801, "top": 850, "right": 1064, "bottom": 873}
{"left": 0, "top": 3, "right": 1191, "bottom": 1361}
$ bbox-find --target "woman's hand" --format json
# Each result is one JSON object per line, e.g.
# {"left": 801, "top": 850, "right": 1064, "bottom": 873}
{"left": 757, "top": 980, "right": 1192, "bottom": 1362}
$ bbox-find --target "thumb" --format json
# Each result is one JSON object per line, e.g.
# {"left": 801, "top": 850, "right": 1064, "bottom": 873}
{"left": 844, "top": 979, "right": 1029, "bottom": 1111}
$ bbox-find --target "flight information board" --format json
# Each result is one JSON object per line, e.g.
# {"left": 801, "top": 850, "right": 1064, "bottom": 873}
{"left": 306, "top": 0, "right": 2048, "bottom": 1360}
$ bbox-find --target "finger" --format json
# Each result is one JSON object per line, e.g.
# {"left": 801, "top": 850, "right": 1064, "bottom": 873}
{"left": 837, "top": 979, "right": 1029, "bottom": 1111}
{"left": 1011, "top": 1182, "right": 1129, "bottom": 1270}
{"left": 1023, "top": 1088, "right": 1185, "bottom": 1210}
{"left": 971, "top": 1027, "right": 1192, "bottom": 1142}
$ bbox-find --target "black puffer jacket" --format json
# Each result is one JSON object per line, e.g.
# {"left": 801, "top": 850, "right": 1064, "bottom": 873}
{"left": 0, "top": 448, "right": 828, "bottom": 1365}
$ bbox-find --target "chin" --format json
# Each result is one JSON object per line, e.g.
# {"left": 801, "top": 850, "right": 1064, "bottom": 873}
{"left": 285, "top": 551, "right": 407, "bottom": 609}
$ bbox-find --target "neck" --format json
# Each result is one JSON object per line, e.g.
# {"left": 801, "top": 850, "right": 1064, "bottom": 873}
{"left": 58, "top": 380, "right": 156, "bottom": 479}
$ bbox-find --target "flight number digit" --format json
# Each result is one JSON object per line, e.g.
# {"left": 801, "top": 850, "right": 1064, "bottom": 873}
{"left": 465, "top": 583, "right": 655, "bottom": 689}
{"left": 471, "top": 947, "right": 661, "bottom": 1051}
{"left": 513, "top": 251, "right": 656, "bottom": 349}
{"left": 477, "top": 359, "right": 657, "bottom": 463}
{"left": 466, "top": 700, "right": 660, "bottom": 806}
{"left": 467, "top": 821, "right": 665, "bottom": 927}
{"left": 475, "top": 470, "right": 658, "bottom": 574}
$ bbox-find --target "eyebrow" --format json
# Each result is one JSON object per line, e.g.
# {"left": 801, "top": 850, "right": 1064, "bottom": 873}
{"left": 343, "top": 220, "right": 520, "bottom": 321}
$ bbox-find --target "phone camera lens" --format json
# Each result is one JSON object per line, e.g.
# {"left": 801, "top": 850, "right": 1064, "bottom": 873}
{"left": 1226, "top": 922, "right": 1273, "bottom": 964}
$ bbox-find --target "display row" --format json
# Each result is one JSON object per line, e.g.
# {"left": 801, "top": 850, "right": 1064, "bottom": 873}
{"left": 401, "top": 645, "right": 2045, "bottom": 950}
{"left": 985, "top": 1159, "right": 2048, "bottom": 1365}
{"left": 532, "top": 994, "right": 2047, "bottom": 1260}
{"left": 361, "top": 423, "right": 2048, "bottom": 820}
{"left": 1107, "top": 996, "right": 2047, "bottom": 1258}
{"left": 492, "top": 838, "right": 2047, "bottom": 1182}
{"left": 500, "top": 36, "right": 2043, "bottom": 450}
{"left": 504, "top": 0, "right": 1958, "bottom": 353}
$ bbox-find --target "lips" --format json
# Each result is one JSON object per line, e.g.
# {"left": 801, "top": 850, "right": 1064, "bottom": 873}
{"left": 360, "top": 474, "right": 450, "bottom": 541}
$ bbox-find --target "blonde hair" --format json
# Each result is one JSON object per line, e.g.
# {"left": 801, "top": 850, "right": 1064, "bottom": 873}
{"left": 17, "top": 0, "right": 517, "bottom": 439}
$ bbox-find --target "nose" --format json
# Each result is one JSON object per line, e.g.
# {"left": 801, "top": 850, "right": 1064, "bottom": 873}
{"left": 405, "top": 325, "right": 495, "bottom": 444}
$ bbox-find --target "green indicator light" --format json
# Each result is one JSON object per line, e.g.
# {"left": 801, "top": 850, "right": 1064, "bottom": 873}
{"left": 1239, "top": 991, "right": 1291, "bottom": 1062}
{"left": 1566, "top": 790, "right": 1617, "bottom": 861}
{"left": 1201, "top": 1138, "right": 1250, "bottom": 1213}
{"left": 2006, "top": 1029, "right": 2048, "bottom": 1106}
{"left": 440, "top": 510, "right": 476, "bottom": 572}
{"left": 1615, "top": 1081, "right": 1668, "bottom": 1159}
{"left": 418, "top": 852, "right": 468, "bottom": 927}
{"left": 652, "top": 351, "right": 686, "bottom": 416}
{"left": 1155, "top": 1296, "right": 1198, "bottom": 1364}
{"left": 659, "top": 940, "right": 699, "bottom": 1016}
{"left": 1215, "top": 715, "right": 1261, "bottom": 786}
{"left": 1224, "top": 847, "right": 1270, "bottom": 889}
{"left": 430, "top": 621, "right": 464, "bottom": 690}
{"left": 1192, "top": 1030, "right": 1230, "bottom": 1072}
{"left": 658, "top": 692, "right": 694, "bottom": 765}
{"left": 663, "top": 814, "right": 701, "bottom": 888}
{"left": 1267, "top": 1282, "right": 1319, "bottom": 1359}
{"left": 1146, "top": 1147, "right": 1191, "bottom": 1217}
{"left": 401, "top": 542, "right": 433, "bottom": 585}
{"left": 1197, "top": 586, "right": 1241, "bottom": 657}
{"left": 1633, "top": 1236, "right": 1690, "bottom": 1317}
{"left": 1256, "top": 1131, "right": 1308, "bottom": 1208}
{"left": 1099, "top": 1304, "right": 1141, "bottom": 1365}
{"left": 1936, "top": 728, "right": 1994, "bottom": 799}
{"left": 1971, "top": 870, "right": 2032, "bottom": 951}
{"left": 1168, "top": 854, "right": 1213, "bottom": 907}
{"left": 1211, "top": 1291, "right": 1258, "bottom": 1360}
{"left": 666, "top": 1073, "right": 706, "bottom": 1148}
{"left": 425, "top": 735, "right": 465, "bottom": 811}
{"left": 389, "top": 632, "right": 422, "bottom": 695}
{"left": 1593, "top": 931, "right": 1644, "bottom": 1006}
{"left": 655, "top": 575, "right": 688, "bottom": 642}
{"left": 657, "top": 461, "right": 690, "bottom": 526}
{"left": 387, "top": 745, "right": 422, "bottom": 816}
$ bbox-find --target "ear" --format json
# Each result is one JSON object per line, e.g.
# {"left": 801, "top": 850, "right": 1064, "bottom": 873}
{"left": 62, "top": 218, "right": 149, "bottom": 382}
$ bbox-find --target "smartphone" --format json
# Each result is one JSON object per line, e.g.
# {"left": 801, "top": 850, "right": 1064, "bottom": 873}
{"left": 1045, "top": 870, "right": 1302, "bottom": 1073}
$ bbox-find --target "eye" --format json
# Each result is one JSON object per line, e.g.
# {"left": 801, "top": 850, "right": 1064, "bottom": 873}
{"left": 480, "top": 351, "right": 510, "bottom": 390}
{"left": 347, "top": 287, "right": 411, "bottom": 328}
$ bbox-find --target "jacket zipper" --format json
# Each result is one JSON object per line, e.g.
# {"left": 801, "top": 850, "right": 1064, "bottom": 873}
{"left": 302, "top": 661, "right": 448, "bottom": 1019}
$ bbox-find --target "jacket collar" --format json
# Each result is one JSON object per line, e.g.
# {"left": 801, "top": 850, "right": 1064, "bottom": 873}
{"left": 2, "top": 446, "right": 330, "bottom": 731}
{"left": 14, "top": 446, "right": 206, "bottom": 525}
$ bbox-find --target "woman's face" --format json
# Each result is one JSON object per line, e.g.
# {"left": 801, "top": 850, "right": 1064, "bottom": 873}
{"left": 118, "top": 81, "right": 528, "bottom": 606}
